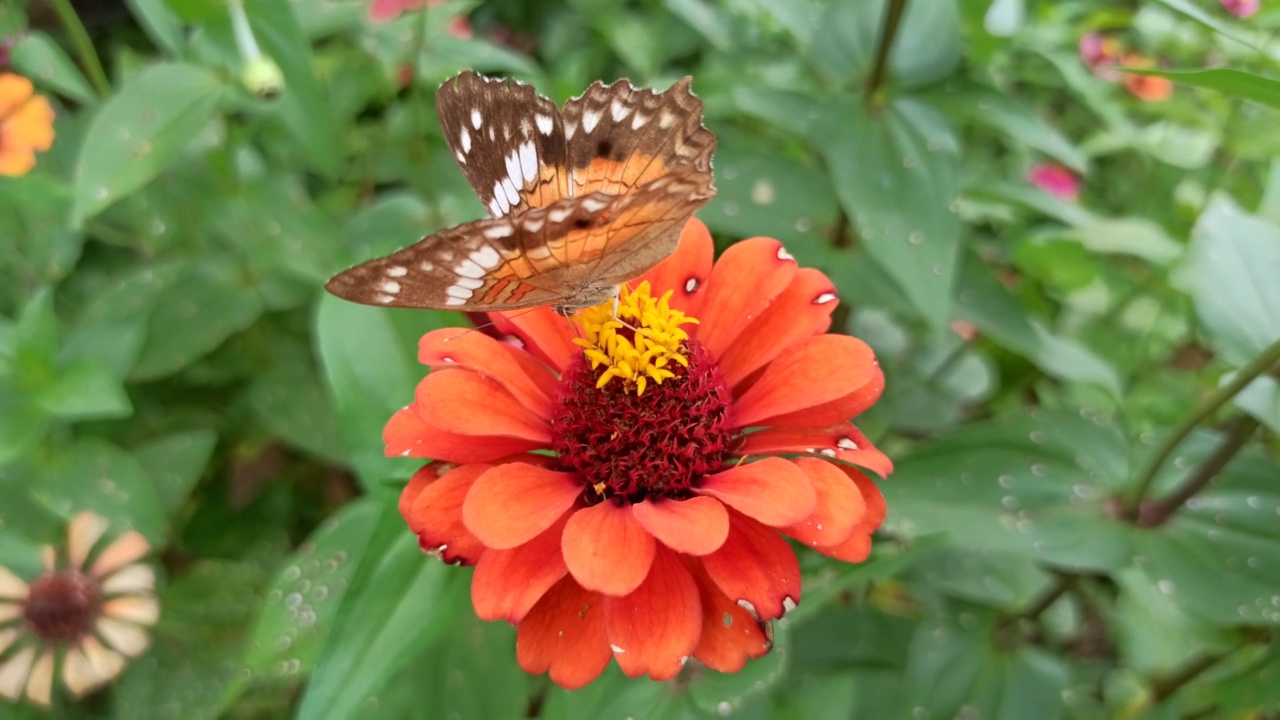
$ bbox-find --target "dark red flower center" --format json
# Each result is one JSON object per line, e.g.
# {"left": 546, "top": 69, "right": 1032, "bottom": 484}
{"left": 550, "top": 340, "right": 735, "bottom": 503}
{"left": 23, "top": 570, "right": 101, "bottom": 642}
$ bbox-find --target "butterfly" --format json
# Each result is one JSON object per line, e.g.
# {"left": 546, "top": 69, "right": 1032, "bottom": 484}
{"left": 325, "top": 71, "right": 717, "bottom": 312}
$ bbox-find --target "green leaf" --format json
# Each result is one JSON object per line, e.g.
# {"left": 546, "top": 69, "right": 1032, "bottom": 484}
{"left": 31, "top": 438, "right": 169, "bottom": 543}
{"left": 298, "top": 494, "right": 468, "bottom": 720}
{"left": 71, "top": 63, "right": 224, "bottom": 226}
{"left": 819, "top": 96, "right": 961, "bottom": 328}
{"left": 1233, "top": 376, "right": 1280, "bottom": 435}
{"left": 1187, "top": 196, "right": 1280, "bottom": 366}
{"left": 238, "top": 498, "right": 378, "bottom": 683}
{"left": 315, "top": 295, "right": 449, "bottom": 487}
{"left": 1122, "top": 67, "right": 1280, "bottom": 110}
{"left": 134, "top": 430, "right": 218, "bottom": 513}
{"left": 131, "top": 260, "right": 265, "bottom": 381}
{"left": 124, "top": 0, "right": 186, "bottom": 55}
{"left": 883, "top": 410, "right": 1133, "bottom": 571}
{"left": 928, "top": 82, "right": 1088, "bottom": 172}
{"left": 9, "top": 32, "right": 97, "bottom": 105}
{"left": 0, "top": 172, "right": 83, "bottom": 286}
{"left": 243, "top": 355, "right": 346, "bottom": 464}
{"left": 700, "top": 139, "right": 839, "bottom": 246}
{"left": 35, "top": 359, "right": 132, "bottom": 420}
{"left": 811, "top": 0, "right": 961, "bottom": 88}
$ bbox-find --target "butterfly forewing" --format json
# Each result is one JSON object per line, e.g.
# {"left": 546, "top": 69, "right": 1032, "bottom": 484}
{"left": 327, "top": 71, "right": 718, "bottom": 313}
{"left": 436, "top": 71, "right": 569, "bottom": 217}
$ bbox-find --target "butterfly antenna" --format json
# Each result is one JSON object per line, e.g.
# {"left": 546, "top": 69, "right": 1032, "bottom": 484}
{"left": 442, "top": 307, "right": 550, "bottom": 343}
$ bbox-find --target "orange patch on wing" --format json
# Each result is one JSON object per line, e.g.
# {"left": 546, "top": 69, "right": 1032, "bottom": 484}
{"left": 510, "top": 282, "right": 537, "bottom": 302}
{"left": 483, "top": 279, "right": 512, "bottom": 303}
{"left": 573, "top": 154, "right": 668, "bottom": 196}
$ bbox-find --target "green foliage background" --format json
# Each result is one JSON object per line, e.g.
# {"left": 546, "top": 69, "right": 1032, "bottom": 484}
{"left": 3, "top": 0, "right": 1280, "bottom": 717}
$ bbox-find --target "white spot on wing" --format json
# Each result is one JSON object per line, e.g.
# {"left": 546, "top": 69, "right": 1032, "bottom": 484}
{"left": 580, "top": 196, "right": 607, "bottom": 212}
{"left": 658, "top": 110, "right": 675, "bottom": 128}
{"left": 523, "top": 216, "right": 545, "bottom": 233}
{"left": 386, "top": 265, "right": 408, "bottom": 277}
{"left": 445, "top": 296, "right": 467, "bottom": 306}
{"left": 471, "top": 246, "right": 501, "bottom": 268}
{"left": 470, "top": 108, "right": 482, "bottom": 129}
{"left": 456, "top": 277, "right": 484, "bottom": 290}
{"left": 483, "top": 225, "right": 513, "bottom": 239}
{"left": 504, "top": 150, "right": 522, "bottom": 189}
{"left": 610, "top": 98, "right": 630, "bottom": 122}
{"left": 631, "top": 113, "right": 650, "bottom": 129}
{"left": 376, "top": 294, "right": 395, "bottom": 304}
{"left": 456, "top": 259, "right": 485, "bottom": 279}
{"left": 582, "top": 109, "right": 602, "bottom": 133}
{"left": 446, "top": 285, "right": 472, "bottom": 299}
{"left": 548, "top": 206, "right": 572, "bottom": 223}
{"left": 455, "top": 150, "right": 466, "bottom": 164}
{"left": 488, "top": 197, "right": 504, "bottom": 216}
{"left": 564, "top": 120, "right": 577, "bottom": 140}
{"left": 519, "top": 141, "right": 538, "bottom": 183}
{"left": 536, "top": 113, "right": 554, "bottom": 135}
{"left": 380, "top": 280, "right": 401, "bottom": 294}
{"left": 500, "top": 178, "right": 520, "bottom": 206}
{"left": 420, "top": 261, "right": 435, "bottom": 271}
{"left": 492, "top": 181, "right": 510, "bottom": 214}
{"left": 460, "top": 127, "right": 471, "bottom": 153}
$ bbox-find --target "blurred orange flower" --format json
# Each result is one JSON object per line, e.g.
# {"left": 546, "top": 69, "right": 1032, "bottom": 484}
{"left": 1121, "top": 54, "right": 1173, "bottom": 102}
{"left": 392, "top": 219, "right": 889, "bottom": 688}
{"left": 0, "top": 73, "right": 55, "bottom": 177}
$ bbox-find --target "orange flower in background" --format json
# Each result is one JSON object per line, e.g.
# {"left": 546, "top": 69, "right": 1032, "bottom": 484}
{"left": 0, "top": 513, "right": 159, "bottom": 705}
{"left": 0, "top": 73, "right": 54, "bottom": 177}
{"left": 392, "top": 218, "right": 890, "bottom": 688}
{"left": 1120, "top": 53, "right": 1173, "bottom": 102}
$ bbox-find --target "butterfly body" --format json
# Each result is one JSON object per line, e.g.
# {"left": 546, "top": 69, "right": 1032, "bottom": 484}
{"left": 325, "top": 71, "right": 717, "bottom": 313}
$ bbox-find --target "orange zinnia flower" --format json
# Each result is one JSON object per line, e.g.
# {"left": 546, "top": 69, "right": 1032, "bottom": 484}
{"left": 1121, "top": 54, "right": 1173, "bottom": 102}
{"left": 0, "top": 512, "right": 159, "bottom": 705}
{"left": 392, "top": 218, "right": 890, "bottom": 688}
{"left": 0, "top": 73, "right": 55, "bottom": 177}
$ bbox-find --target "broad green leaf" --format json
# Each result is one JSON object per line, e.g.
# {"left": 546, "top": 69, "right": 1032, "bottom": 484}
{"left": 124, "top": 0, "right": 186, "bottom": 55}
{"left": 883, "top": 410, "right": 1132, "bottom": 571}
{"left": 0, "top": 172, "right": 83, "bottom": 287}
{"left": 30, "top": 438, "right": 169, "bottom": 543}
{"left": 1153, "top": 0, "right": 1261, "bottom": 50}
{"left": 34, "top": 359, "right": 132, "bottom": 420}
{"left": 133, "top": 429, "right": 218, "bottom": 513}
{"left": 238, "top": 498, "right": 378, "bottom": 683}
{"left": 0, "top": 390, "right": 49, "bottom": 465}
{"left": 929, "top": 82, "right": 1088, "bottom": 172}
{"left": 1130, "top": 443, "right": 1280, "bottom": 626}
{"left": 810, "top": 0, "right": 961, "bottom": 88}
{"left": 114, "top": 560, "right": 267, "bottom": 720}
{"left": 71, "top": 63, "right": 224, "bottom": 225}
{"left": 700, "top": 139, "right": 839, "bottom": 246}
{"left": 819, "top": 96, "right": 961, "bottom": 328}
{"left": 315, "top": 294, "right": 450, "bottom": 487}
{"left": 1187, "top": 196, "right": 1280, "bottom": 366}
{"left": 243, "top": 354, "right": 346, "bottom": 465}
{"left": 298, "top": 494, "right": 468, "bottom": 720}
{"left": 1111, "top": 567, "right": 1233, "bottom": 675}
{"left": 9, "top": 32, "right": 96, "bottom": 105}
{"left": 1233, "top": 376, "right": 1280, "bottom": 435}
{"left": 131, "top": 260, "right": 265, "bottom": 381}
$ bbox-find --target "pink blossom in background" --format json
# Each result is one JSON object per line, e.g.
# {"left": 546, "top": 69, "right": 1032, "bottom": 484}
{"left": 1027, "top": 163, "right": 1080, "bottom": 202}
{"left": 1078, "top": 32, "right": 1123, "bottom": 80}
{"left": 448, "top": 16, "right": 474, "bottom": 39}
{"left": 367, "top": 0, "right": 443, "bottom": 22}
{"left": 1221, "top": 0, "right": 1260, "bottom": 17}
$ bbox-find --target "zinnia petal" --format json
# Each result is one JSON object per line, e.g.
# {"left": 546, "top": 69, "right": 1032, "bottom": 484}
{"left": 463, "top": 462, "right": 580, "bottom": 550}
{"left": 562, "top": 501, "right": 656, "bottom": 596}
{"left": 104, "top": 596, "right": 160, "bottom": 626}
{"left": 95, "top": 617, "right": 151, "bottom": 657}
{"left": 701, "top": 513, "right": 800, "bottom": 620}
{"left": 0, "top": 565, "right": 28, "bottom": 598}
{"left": 715, "top": 268, "right": 837, "bottom": 388}
{"left": 632, "top": 495, "right": 729, "bottom": 556}
{"left": 415, "top": 369, "right": 551, "bottom": 442}
{"left": 688, "top": 560, "right": 772, "bottom": 673}
{"left": 472, "top": 517, "right": 569, "bottom": 623}
{"left": 384, "top": 405, "right": 544, "bottom": 462}
{"left": 0, "top": 74, "right": 34, "bottom": 119}
{"left": 641, "top": 217, "right": 715, "bottom": 317}
{"left": 490, "top": 307, "right": 577, "bottom": 373}
{"left": 603, "top": 547, "right": 701, "bottom": 680}
{"left": 815, "top": 532, "right": 873, "bottom": 563}
{"left": 781, "top": 459, "right": 866, "bottom": 548}
{"left": 695, "top": 237, "right": 797, "bottom": 358}
{"left": 0, "top": 646, "right": 36, "bottom": 701}
{"left": 516, "top": 577, "right": 611, "bottom": 690}
{"left": 737, "top": 424, "right": 893, "bottom": 478}
{"left": 68, "top": 512, "right": 110, "bottom": 570}
{"left": 91, "top": 531, "right": 149, "bottom": 578}
{"left": 418, "top": 328, "right": 557, "bottom": 416}
{"left": 25, "top": 650, "right": 53, "bottom": 706}
{"left": 731, "top": 335, "right": 879, "bottom": 428}
{"left": 407, "top": 463, "right": 489, "bottom": 564}
{"left": 5, "top": 95, "right": 55, "bottom": 151}
{"left": 760, "top": 364, "right": 884, "bottom": 428}
{"left": 696, "top": 458, "right": 816, "bottom": 528}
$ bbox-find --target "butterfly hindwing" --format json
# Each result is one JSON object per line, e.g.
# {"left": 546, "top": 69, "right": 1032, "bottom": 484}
{"left": 436, "top": 71, "right": 569, "bottom": 217}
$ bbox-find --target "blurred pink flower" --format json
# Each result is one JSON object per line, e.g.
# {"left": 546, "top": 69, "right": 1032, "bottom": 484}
{"left": 1221, "top": 0, "right": 1259, "bottom": 17}
{"left": 368, "top": 0, "right": 443, "bottom": 22}
{"left": 1027, "top": 163, "right": 1080, "bottom": 202}
{"left": 448, "top": 16, "right": 473, "bottom": 39}
{"left": 1078, "top": 32, "right": 1123, "bottom": 81}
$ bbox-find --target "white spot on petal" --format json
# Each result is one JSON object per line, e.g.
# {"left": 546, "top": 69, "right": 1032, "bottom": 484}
{"left": 837, "top": 437, "right": 859, "bottom": 451}
{"left": 610, "top": 644, "right": 625, "bottom": 654}
{"left": 736, "top": 599, "right": 759, "bottom": 620}
{"left": 815, "top": 292, "right": 837, "bottom": 305}
{"left": 684, "top": 278, "right": 699, "bottom": 293}
{"left": 777, "top": 246, "right": 795, "bottom": 261}
{"left": 782, "top": 596, "right": 797, "bottom": 614}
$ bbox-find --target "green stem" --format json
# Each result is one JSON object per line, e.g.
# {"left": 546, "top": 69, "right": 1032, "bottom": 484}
{"left": 47, "top": 0, "right": 110, "bottom": 99}
{"left": 1129, "top": 336, "right": 1280, "bottom": 505}
{"left": 1137, "top": 415, "right": 1260, "bottom": 527}
{"left": 864, "top": 0, "right": 909, "bottom": 103}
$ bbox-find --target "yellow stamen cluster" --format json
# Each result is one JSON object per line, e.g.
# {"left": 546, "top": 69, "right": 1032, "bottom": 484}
{"left": 573, "top": 282, "right": 698, "bottom": 396}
